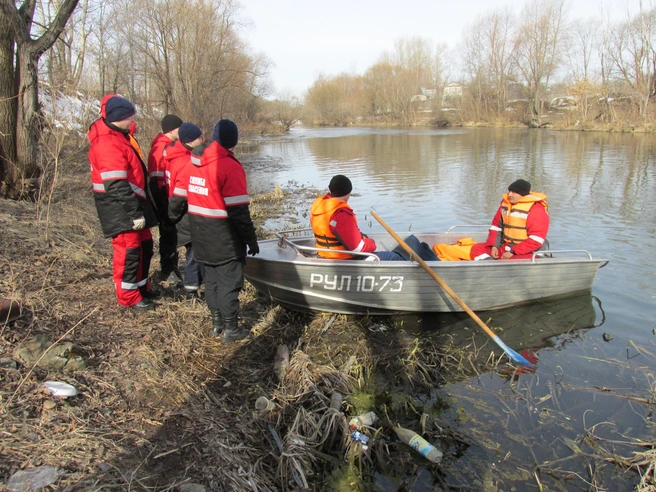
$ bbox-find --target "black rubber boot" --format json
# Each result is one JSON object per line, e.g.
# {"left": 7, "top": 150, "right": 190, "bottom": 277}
{"left": 209, "top": 311, "right": 224, "bottom": 338}
{"left": 221, "top": 316, "right": 250, "bottom": 343}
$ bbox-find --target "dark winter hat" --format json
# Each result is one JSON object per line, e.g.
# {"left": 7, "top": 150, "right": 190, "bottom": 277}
{"left": 212, "top": 119, "right": 239, "bottom": 149}
{"left": 104, "top": 96, "right": 135, "bottom": 123}
{"left": 161, "top": 114, "right": 183, "bottom": 134}
{"left": 508, "top": 179, "right": 531, "bottom": 196}
{"left": 178, "top": 123, "right": 202, "bottom": 144}
{"left": 329, "top": 175, "right": 353, "bottom": 197}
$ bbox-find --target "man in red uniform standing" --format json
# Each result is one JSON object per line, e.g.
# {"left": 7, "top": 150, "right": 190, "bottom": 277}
{"left": 88, "top": 95, "right": 159, "bottom": 310}
{"left": 186, "top": 119, "right": 259, "bottom": 342}
{"left": 148, "top": 114, "right": 183, "bottom": 284}
{"left": 470, "top": 179, "right": 549, "bottom": 260}
{"left": 310, "top": 175, "right": 404, "bottom": 261}
{"left": 166, "top": 123, "right": 206, "bottom": 301}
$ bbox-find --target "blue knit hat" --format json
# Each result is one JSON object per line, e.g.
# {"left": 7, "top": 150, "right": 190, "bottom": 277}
{"left": 105, "top": 96, "right": 135, "bottom": 123}
{"left": 178, "top": 123, "right": 202, "bottom": 144}
{"left": 212, "top": 119, "right": 238, "bottom": 149}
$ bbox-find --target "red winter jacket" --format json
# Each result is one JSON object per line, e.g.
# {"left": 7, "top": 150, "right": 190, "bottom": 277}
{"left": 148, "top": 133, "right": 174, "bottom": 215}
{"left": 165, "top": 140, "right": 193, "bottom": 246}
{"left": 185, "top": 141, "right": 257, "bottom": 265}
{"left": 88, "top": 119, "right": 158, "bottom": 238}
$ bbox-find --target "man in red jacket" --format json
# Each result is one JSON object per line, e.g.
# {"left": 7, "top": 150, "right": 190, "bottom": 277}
{"left": 165, "top": 123, "right": 206, "bottom": 301}
{"left": 88, "top": 96, "right": 159, "bottom": 310}
{"left": 310, "top": 175, "right": 405, "bottom": 261}
{"left": 186, "top": 119, "right": 259, "bottom": 342}
{"left": 148, "top": 114, "right": 183, "bottom": 284}
{"left": 470, "top": 179, "right": 549, "bottom": 260}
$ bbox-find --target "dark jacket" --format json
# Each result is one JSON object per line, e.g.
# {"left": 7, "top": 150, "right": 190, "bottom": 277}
{"left": 185, "top": 141, "right": 257, "bottom": 265}
{"left": 88, "top": 119, "right": 158, "bottom": 238}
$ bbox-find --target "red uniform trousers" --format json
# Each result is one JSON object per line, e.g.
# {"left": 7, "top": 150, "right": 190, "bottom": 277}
{"left": 111, "top": 229, "right": 154, "bottom": 306}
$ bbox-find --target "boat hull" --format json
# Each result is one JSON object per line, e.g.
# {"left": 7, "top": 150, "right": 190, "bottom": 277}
{"left": 244, "top": 232, "right": 606, "bottom": 315}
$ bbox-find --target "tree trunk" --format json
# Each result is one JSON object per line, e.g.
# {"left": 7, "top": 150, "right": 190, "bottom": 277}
{"left": 0, "top": 12, "right": 16, "bottom": 197}
{"left": 10, "top": 47, "right": 42, "bottom": 200}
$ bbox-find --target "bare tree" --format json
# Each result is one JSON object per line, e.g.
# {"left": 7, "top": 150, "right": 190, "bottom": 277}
{"left": 272, "top": 92, "right": 303, "bottom": 132}
{"left": 607, "top": 7, "right": 656, "bottom": 120}
{"left": 565, "top": 18, "right": 600, "bottom": 83}
{"left": 512, "top": 0, "right": 568, "bottom": 125}
{"left": 40, "top": 0, "right": 91, "bottom": 89}
{"left": 0, "top": 0, "right": 80, "bottom": 199}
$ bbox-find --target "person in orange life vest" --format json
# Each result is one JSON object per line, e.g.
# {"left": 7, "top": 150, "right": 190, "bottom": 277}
{"left": 148, "top": 114, "right": 184, "bottom": 284}
{"left": 186, "top": 119, "right": 259, "bottom": 342}
{"left": 310, "top": 175, "right": 405, "bottom": 261}
{"left": 470, "top": 179, "right": 549, "bottom": 261}
{"left": 166, "top": 123, "right": 206, "bottom": 299}
{"left": 88, "top": 96, "right": 159, "bottom": 311}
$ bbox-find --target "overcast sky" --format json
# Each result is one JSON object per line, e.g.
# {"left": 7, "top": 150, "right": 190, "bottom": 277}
{"left": 237, "top": 0, "right": 646, "bottom": 98}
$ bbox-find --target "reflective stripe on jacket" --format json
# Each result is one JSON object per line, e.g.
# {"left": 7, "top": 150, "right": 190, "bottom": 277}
{"left": 500, "top": 192, "right": 548, "bottom": 245}
{"left": 310, "top": 195, "right": 356, "bottom": 259}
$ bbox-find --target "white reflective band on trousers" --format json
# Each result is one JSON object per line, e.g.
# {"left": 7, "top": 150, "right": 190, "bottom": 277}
{"left": 121, "top": 278, "right": 148, "bottom": 290}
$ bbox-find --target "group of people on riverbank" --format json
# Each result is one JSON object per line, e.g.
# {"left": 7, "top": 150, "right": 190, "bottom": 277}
{"left": 87, "top": 94, "right": 257, "bottom": 342}
{"left": 87, "top": 93, "right": 550, "bottom": 343}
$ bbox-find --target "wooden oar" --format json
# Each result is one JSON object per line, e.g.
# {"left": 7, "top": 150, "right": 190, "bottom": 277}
{"left": 370, "top": 211, "right": 534, "bottom": 367}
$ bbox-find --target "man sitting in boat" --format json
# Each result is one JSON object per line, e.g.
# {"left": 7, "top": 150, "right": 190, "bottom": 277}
{"left": 469, "top": 179, "right": 549, "bottom": 260}
{"left": 310, "top": 175, "right": 405, "bottom": 261}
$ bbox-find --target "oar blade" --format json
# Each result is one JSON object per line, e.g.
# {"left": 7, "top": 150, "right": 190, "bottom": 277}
{"left": 491, "top": 336, "right": 535, "bottom": 367}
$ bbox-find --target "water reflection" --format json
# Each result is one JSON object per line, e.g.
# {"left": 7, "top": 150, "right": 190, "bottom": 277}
{"left": 396, "top": 293, "right": 603, "bottom": 375}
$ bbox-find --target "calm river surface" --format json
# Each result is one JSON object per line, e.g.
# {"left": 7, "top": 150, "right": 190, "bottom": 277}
{"left": 243, "top": 127, "right": 656, "bottom": 490}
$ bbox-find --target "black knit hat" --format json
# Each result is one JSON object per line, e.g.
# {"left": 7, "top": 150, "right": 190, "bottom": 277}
{"left": 161, "top": 114, "right": 183, "bottom": 134}
{"left": 329, "top": 175, "right": 353, "bottom": 197}
{"left": 178, "top": 123, "right": 202, "bottom": 144}
{"left": 212, "top": 119, "right": 239, "bottom": 149}
{"left": 105, "top": 96, "right": 135, "bottom": 123}
{"left": 508, "top": 179, "right": 531, "bottom": 196}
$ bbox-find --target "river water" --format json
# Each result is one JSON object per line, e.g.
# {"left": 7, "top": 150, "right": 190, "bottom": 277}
{"left": 242, "top": 127, "right": 656, "bottom": 490}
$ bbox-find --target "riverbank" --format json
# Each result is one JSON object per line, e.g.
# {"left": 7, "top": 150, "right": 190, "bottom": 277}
{"left": 0, "top": 155, "right": 466, "bottom": 490}
{"left": 1, "top": 149, "right": 654, "bottom": 491}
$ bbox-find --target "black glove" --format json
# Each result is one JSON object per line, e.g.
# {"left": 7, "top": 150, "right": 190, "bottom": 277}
{"left": 247, "top": 242, "right": 260, "bottom": 256}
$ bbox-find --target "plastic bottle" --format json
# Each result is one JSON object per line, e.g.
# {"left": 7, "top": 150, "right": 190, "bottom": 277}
{"left": 394, "top": 426, "right": 443, "bottom": 463}
{"left": 348, "top": 411, "right": 378, "bottom": 430}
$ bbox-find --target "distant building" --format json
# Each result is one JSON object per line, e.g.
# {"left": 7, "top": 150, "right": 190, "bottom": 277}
{"left": 442, "top": 83, "right": 464, "bottom": 109}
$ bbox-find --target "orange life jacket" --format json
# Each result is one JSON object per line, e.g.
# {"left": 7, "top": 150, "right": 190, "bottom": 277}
{"left": 310, "top": 195, "right": 355, "bottom": 259}
{"left": 501, "top": 192, "right": 548, "bottom": 245}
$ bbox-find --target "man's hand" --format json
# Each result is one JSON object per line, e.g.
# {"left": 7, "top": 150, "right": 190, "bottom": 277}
{"left": 247, "top": 242, "right": 260, "bottom": 256}
{"left": 490, "top": 246, "right": 499, "bottom": 259}
{"left": 500, "top": 250, "right": 514, "bottom": 259}
{"left": 132, "top": 217, "right": 146, "bottom": 230}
